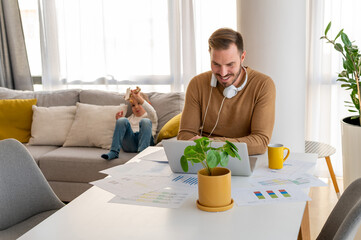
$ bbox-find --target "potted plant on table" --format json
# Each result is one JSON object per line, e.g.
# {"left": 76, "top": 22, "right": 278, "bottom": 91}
{"left": 180, "top": 137, "right": 241, "bottom": 212}
{"left": 321, "top": 22, "right": 361, "bottom": 188}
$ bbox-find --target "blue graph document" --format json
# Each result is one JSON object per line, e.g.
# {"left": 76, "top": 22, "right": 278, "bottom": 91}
{"left": 170, "top": 174, "right": 198, "bottom": 188}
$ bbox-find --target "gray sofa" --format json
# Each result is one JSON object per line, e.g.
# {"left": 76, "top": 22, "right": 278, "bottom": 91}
{"left": 0, "top": 87, "right": 184, "bottom": 202}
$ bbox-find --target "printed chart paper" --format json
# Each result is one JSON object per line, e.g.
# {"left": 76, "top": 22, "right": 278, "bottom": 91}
{"left": 250, "top": 173, "right": 327, "bottom": 188}
{"left": 139, "top": 148, "right": 168, "bottom": 162}
{"left": 109, "top": 187, "right": 195, "bottom": 208}
{"left": 90, "top": 175, "right": 170, "bottom": 198}
{"left": 101, "top": 160, "right": 172, "bottom": 177}
{"left": 91, "top": 173, "right": 198, "bottom": 208}
{"left": 252, "top": 160, "right": 315, "bottom": 179}
{"left": 233, "top": 186, "right": 311, "bottom": 206}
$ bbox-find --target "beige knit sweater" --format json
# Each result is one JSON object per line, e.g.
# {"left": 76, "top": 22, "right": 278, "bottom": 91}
{"left": 177, "top": 67, "right": 276, "bottom": 155}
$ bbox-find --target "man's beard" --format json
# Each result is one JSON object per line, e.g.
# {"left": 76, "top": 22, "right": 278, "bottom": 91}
{"left": 219, "top": 65, "right": 243, "bottom": 87}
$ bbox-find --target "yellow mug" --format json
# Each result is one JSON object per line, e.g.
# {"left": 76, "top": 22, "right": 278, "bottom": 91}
{"left": 268, "top": 144, "right": 290, "bottom": 169}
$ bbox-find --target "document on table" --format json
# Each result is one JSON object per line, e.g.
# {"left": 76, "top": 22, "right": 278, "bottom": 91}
{"left": 101, "top": 160, "right": 172, "bottom": 177}
{"left": 249, "top": 173, "right": 327, "bottom": 189}
{"left": 233, "top": 186, "right": 311, "bottom": 206}
{"left": 139, "top": 148, "right": 168, "bottom": 162}
{"left": 252, "top": 160, "right": 315, "bottom": 179}
{"left": 109, "top": 186, "right": 196, "bottom": 208}
{"left": 91, "top": 173, "right": 198, "bottom": 208}
{"left": 90, "top": 175, "right": 170, "bottom": 198}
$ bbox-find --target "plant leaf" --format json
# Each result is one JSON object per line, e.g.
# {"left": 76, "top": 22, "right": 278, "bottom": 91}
{"left": 180, "top": 155, "right": 188, "bottom": 172}
{"left": 334, "top": 29, "right": 344, "bottom": 41}
{"left": 341, "top": 32, "right": 352, "bottom": 47}
{"left": 225, "top": 147, "right": 236, "bottom": 158}
{"left": 225, "top": 140, "right": 238, "bottom": 151}
{"left": 334, "top": 43, "right": 343, "bottom": 53}
{"left": 206, "top": 150, "right": 220, "bottom": 169}
{"left": 325, "top": 21, "right": 331, "bottom": 36}
{"left": 220, "top": 152, "right": 229, "bottom": 167}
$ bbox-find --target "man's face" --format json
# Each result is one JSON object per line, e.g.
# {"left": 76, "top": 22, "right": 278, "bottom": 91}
{"left": 210, "top": 43, "right": 246, "bottom": 87}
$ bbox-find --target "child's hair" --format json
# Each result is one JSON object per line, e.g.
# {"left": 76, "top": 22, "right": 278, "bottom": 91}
{"left": 140, "top": 92, "right": 150, "bottom": 104}
{"left": 127, "top": 92, "right": 151, "bottom": 105}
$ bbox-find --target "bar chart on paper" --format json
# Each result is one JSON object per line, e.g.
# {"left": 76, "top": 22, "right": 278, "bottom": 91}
{"left": 109, "top": 188, "right": 193, "bottom": 208}
{"left": 171, "top": 175, "right": 198, "bottom": 187}
{"left": 233, "top": 186, "right": 311, "bottom": 206}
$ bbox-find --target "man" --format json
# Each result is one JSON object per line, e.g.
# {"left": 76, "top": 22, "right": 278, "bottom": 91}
{"left": 177, "top": 28, "right": 275, "bottom": 155}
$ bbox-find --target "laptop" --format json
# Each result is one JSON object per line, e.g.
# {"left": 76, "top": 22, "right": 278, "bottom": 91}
{"left": 162, "top": 139, "right": 255, "bottom": 176}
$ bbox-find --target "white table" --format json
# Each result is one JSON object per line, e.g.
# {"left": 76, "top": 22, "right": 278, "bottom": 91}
{"left": 19, "top": 147, "right": 317, "bottom": 240}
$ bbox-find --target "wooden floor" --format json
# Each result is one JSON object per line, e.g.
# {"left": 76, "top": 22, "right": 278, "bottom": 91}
{"left": 309, "top": 177, "right": 344, "bottom": 240}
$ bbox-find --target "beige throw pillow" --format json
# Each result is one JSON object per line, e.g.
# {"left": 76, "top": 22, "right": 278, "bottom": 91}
{"left": 63, "top": 103, "right": 127, "bottom": 149}
{"left": 29, "top": 105, "right": 77, "bottom": 146}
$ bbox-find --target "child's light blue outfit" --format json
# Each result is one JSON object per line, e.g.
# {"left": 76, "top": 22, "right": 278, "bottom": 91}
{"left": 101, "top": 101, "right": 158, "bottom": 160}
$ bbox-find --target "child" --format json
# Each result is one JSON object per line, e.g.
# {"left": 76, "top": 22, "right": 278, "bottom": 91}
{"left": 101, "top": 88, "right": 158, "bottom": 160}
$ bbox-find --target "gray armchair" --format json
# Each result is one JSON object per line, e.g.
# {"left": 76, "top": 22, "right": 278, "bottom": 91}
{"left": 317, "top": 178, "right": 361, "bottom": 240}
{"left": 0, "top": 139, "right": 64, "bottom": 239}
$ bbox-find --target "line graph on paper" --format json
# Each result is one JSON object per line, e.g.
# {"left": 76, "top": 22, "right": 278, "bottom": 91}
{"left": 258, "top": 177, "right": 310, "bottom": 187}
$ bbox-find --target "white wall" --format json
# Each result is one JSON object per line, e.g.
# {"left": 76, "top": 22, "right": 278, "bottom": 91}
{"left": 237, "top": 0, "right": 306, "bottom": 152}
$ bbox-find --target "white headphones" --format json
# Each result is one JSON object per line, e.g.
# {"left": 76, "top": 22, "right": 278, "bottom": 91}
{"left": 210, "top": 65, "right": 248, "bottom": 98}
{"left": 200, "top": 66, "right": 248, "bottom": 137}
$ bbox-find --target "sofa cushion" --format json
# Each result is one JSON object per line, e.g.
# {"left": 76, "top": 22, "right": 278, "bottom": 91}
{"left": 24, "top": 145, "right": 59, "bottom": 164}
{"left": 29, "top": 105, "right": 77, "bottom": 146}
{"left": 0, "top": 87, "right": 80, "bottom": 107}
{"left": 148, "top": 92, "right": 184, "bottom": 139}
{"left": 63, "top": 103, "right": 128, "bottom": 149}
{"left": 34, "top": 89, "right": 80, "bottom": 107}
{"left": 0, "top": 87, "right": 35, "bottom": 99}
{"left": 0, "top": 99, "right": 37, "bottom": 143}
{"left": 79, "top": 89, "right": 132, "bottom": 117}
{"left": 38, "top": 147, "right": 137, "bottom": 183}
{"left": 157, "top": 113, "right": 181, "bottom": 142}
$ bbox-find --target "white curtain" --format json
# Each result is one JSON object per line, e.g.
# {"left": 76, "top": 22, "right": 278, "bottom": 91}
{"left": 37, "top": 0, "right": 236, "bottom": 92}
{"left": 306, "top": 0, "right": 361, "bottom": 177}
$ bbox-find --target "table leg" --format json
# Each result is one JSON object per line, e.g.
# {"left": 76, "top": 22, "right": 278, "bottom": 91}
{"left": 325, "top": 156, "right": 341, "bottom": 199}
{"left": 298, "top": 201, "right": 310, "bottom": 240}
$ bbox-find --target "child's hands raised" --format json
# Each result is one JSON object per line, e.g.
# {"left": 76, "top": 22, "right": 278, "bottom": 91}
{"left": 131, "top": 89, "right": 144, "bottom": 105}
{"left": 115, "top": 111, "right": 124, "bottom": 120}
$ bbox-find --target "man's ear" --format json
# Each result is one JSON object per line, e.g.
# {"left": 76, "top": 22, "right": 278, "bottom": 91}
{"left": 241, "top": 50, "right": 246, "bottom": 65}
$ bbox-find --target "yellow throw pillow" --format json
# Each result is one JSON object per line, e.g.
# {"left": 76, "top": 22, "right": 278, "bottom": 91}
{"left": 0, "top": 99, "right": 37, "bottom": 143}
{"left": 157, "top": 113, "right": 181, "bottom": 142}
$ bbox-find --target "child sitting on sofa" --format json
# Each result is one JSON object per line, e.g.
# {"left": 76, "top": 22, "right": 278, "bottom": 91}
{"left": 101, "top": 88, "right": 158, "bottom": 160}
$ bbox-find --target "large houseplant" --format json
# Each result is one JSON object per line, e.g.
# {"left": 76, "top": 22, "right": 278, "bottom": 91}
{"left": 181, "top": 137, "right": 241, "bottom": 212}
{"left": 321, "top": 22, "right": 361, "bottom": 188}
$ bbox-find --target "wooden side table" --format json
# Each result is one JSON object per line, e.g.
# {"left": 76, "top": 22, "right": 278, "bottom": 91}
{"left": 305, "top": 140, "right": 340, "bottom": 199}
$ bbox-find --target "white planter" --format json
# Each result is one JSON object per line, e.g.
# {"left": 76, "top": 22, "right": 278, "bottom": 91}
{"left": 341, "top": 117, "right": 361, "bottom": 189}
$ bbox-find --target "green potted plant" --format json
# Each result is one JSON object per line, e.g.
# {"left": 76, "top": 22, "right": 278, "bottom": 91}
{"left": 321, "top": 21, "right": 361, "bottom": 188}
{"left": 180, "top": 137, "right": 241, "bottom": 212}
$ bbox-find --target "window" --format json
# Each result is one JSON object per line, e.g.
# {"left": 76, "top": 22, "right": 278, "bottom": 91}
{"left": 19, "top": 0, "right": 42, "bottom": 77}
{"left": 19, "top": 0, "right": 236, "bottom": 92}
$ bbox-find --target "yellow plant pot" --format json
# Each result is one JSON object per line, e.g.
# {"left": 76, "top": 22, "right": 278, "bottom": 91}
{"left": 197, "top": 167, "right": 234, "bottom": 212}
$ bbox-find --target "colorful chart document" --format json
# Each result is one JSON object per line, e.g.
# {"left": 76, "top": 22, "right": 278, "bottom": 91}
{"left": 252, "top": 160, "right": 315, "bottom": 179}
{"left": 90, "top": 175, "right": 170, "bottom": 198}
{"left": 250, "top": 173, "right": 327, "bottom": 188}
{"left": 90, "top": 173, "right": 198, "bottom": 208}
{"left": 109, "top": 187, "right": 195, "bottom": 208}
{"left": 233, "top": 186, "right": 311, "bottom": 206}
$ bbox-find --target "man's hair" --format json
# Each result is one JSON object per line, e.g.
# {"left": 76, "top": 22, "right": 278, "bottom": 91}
{"left": 208, "top": 28, "right": 244, "bottom": 56}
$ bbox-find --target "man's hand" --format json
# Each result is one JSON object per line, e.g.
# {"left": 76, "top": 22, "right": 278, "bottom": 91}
{"left": 189, "top": 135, "right": 202, "bottom": 141}
{"left": 189, "top": 135, "right": 214, "bottom": 141}
{"left": 115, "top": 111, "right": 124, "bottom": 120}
